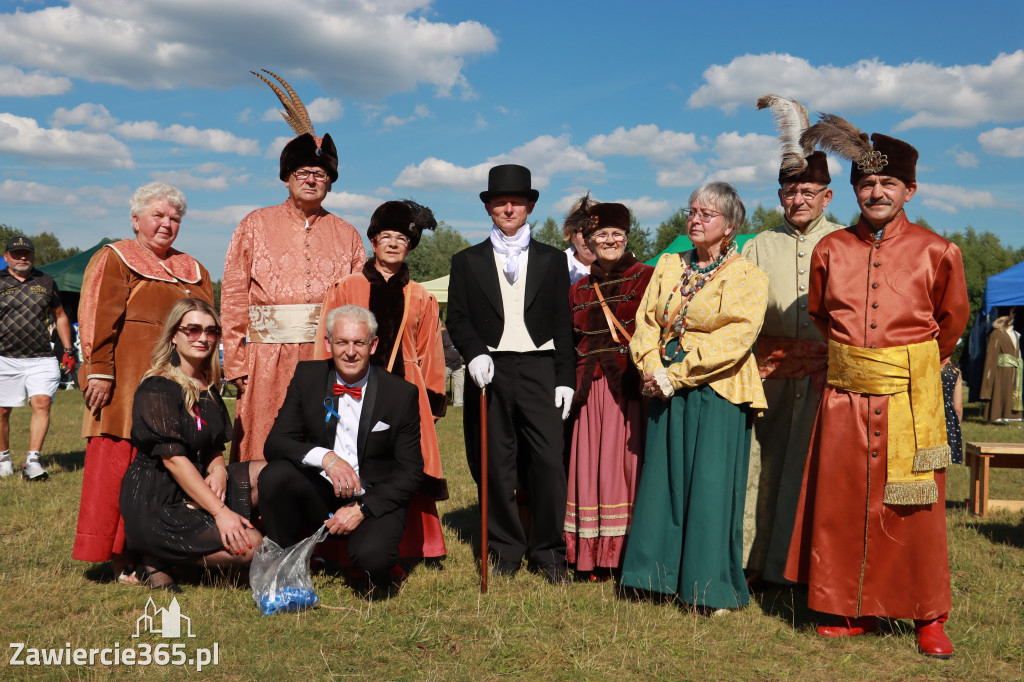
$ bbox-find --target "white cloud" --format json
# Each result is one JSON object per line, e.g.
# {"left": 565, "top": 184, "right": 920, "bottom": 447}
{"left": 916, "top": 183, "right": 1008, "bottom": 214}
{"left": 0, "top": 179, "right": 77, "bottom": 204}
{"left": 615, "top": 196, "right": 671, "bottom": 220}
{"left": 689, "top": 51, "right": 1024, "bottom": 129}
{"left": 0, "top": 64, "right": 72, "bottom": 96}
{"left": 586, "top": 124, "right": 701, "bottom": 164}
{"left": 950, "top": 148, "right": 979, "bottom": 168}
{"left": 187, "top": 205, "right": 260, "bottom": 227}
{"left": 380, "top": 103, "right": 433, "bottom": 130}
{"left": 149, "top": 166, "right": 247, "bottom": 192}
{"left": 978, "top": 126, "right": 1024, "bottom": 157}
{"left": 704, "top": 132, "right": 779, "bottom": 184}
{"left": 322, "top": 191, "right": 383, "bottom": 213}
{"left": 113, "top": 121, "right": 260, "bottom": 155}
{"left": 655, "top": 159, "right": 707, "bottom": 188}
{"left": 395, "top": 157, "right": 488, "bottom": 192}
{"left": 51, "top": 103, "right": 117, "bottom": 131}
{"left": 395, "top": 134, "right": 603, "bottom": 193}
{"left": 0, "top": 113, "right": 133, "bottom": 169}
{"left": 0, "top": 1, "right": 497, "bottom": 98}
{"left": 262, "top": 97, "right": 343, "bottom": 125}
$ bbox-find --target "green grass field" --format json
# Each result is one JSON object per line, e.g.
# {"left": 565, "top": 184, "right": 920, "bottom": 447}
{"left": 0, "top": 392, "right": 1021, "bottom": 680}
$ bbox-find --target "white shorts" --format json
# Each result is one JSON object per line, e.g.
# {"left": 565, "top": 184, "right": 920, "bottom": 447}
{"left": 0, "top": 356, "right": 60, "bottom": 406}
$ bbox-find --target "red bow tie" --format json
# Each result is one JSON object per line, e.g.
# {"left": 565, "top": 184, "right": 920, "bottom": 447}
{"left": 333, "top": 384, "right": 362, "bottom": 400}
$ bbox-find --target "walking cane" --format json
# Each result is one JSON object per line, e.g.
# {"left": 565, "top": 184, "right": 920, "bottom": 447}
{"left": 480, "top": 385, "right": 489, "bottom": 594}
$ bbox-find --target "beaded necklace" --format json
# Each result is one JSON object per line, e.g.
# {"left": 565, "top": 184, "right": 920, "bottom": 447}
{"left": 658, "top": 243, "right": 736, "bottom": 360}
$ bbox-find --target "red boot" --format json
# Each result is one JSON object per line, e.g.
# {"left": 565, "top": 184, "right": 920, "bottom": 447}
{"left": 915, "top": 613, "right": 953, "bottom": 659}
{"left": 816, "top": 616, "right": 880, "bottom": 638}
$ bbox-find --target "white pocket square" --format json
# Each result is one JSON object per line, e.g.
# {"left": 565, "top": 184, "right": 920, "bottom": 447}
{"left": 371, "top": 421, "right": 390, "bottom": 432}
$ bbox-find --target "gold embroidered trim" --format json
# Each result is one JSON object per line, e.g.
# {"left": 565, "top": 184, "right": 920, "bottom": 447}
{"left": 882, "top": 479, "right": 938, "bottom": 506}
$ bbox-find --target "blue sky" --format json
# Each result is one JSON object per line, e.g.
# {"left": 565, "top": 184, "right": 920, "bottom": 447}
{"left": 1, "top": 1, "right": 1022, "bottom": 279}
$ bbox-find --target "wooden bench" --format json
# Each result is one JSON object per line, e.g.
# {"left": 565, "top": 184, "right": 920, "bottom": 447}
{"left": 964, "top": 442, "right": 1024, "bottom": 517}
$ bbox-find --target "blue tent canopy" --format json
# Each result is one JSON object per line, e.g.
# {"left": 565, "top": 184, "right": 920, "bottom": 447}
{"left": 983, "top": 260, "right": 1024, "bottom": 314}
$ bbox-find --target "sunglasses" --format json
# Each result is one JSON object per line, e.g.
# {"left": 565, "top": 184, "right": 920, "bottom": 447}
{"left": 177, "top": 324, "right": 221, "bottom": 341}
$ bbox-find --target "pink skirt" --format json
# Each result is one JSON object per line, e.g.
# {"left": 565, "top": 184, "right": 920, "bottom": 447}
{"left": 564, "top": 375, "right": 644, "bottom": 571}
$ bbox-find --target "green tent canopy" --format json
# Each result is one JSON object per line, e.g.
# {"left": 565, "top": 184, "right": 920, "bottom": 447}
{"left": 37, "top": 238, "right": 116, "bottom": 293}
{"left": 645, "top": 233, "right": 757, "bottom": 265}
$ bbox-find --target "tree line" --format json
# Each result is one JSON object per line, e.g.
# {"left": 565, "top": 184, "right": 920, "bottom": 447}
{"left": 0, "top": 223, "right": 82, "bottom": 265}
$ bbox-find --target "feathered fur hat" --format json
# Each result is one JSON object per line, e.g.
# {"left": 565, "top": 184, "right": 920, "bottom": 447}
{"left": 367, "top": 200, "right": 437, "bottom": 250}
{"left": 564, "top": 193, "right": 631, "bottom": 239}
{"left": 756, "top": 94, "right": 830, "bottom": 185}
{"left": 252, "top": 69, "right": 339, "bottom": 183}
{"left": 799, "top": 113, "right": 918, "bottom": 186}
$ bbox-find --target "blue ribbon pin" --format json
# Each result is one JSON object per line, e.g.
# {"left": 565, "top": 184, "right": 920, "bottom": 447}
{"left": 323, "top": 397, "right": 342, "bottom": 423}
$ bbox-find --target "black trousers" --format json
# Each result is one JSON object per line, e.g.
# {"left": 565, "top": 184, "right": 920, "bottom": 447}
{"left": 258, "top": 459, "right": 406, "bottom": 578}
{"left": 463, "top": 352, "right": 567, "bottom": 568}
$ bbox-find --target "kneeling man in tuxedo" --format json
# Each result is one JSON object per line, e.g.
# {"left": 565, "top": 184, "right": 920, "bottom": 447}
{"left": 259, "top": 304, "right": 423, "bottom": 588}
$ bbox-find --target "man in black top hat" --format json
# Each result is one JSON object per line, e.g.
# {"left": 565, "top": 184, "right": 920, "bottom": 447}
{"left": 447, "top": 164, "right": 575, "bottom": 583}
{"left": 0, "top": 236, "right": 75, "bottom": 480}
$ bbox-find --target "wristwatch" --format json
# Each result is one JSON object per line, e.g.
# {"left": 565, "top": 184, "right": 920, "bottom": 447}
{"left": 357, "top": 500, "right": 370, "bottom": 518}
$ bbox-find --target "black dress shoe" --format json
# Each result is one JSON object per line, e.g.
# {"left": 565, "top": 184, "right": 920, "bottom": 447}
{"left": 492, "top": 561, "right": 520, "bottom": 577}
{"left": 540, "top": 564, "right": 571, "bottom": 585}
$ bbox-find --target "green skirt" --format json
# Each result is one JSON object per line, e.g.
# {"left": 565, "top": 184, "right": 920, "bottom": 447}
{"left": 620, "top": 380, "right": 752, "bottom": 609}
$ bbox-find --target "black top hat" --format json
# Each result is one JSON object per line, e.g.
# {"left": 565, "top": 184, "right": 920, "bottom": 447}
{"left": 279, "top": 133, "right": 339, "bottom": 183}
{"left": 479, "top": 164, "right": 539, "bottom": 203}
{"left": 5, "top": 236, "right": 34, "bottom": 254}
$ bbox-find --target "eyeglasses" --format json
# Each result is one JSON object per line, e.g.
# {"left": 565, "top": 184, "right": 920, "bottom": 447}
{"left": 781, "top": 187, "right": 827, "bottom": 202}
{"left": 374, "top": 233, "right": 410, "bottom": 246}
{"left": 591, "top": 230, "right": 627, "bottom": 243}
{"left": 177, "top": 324, "right": 221, "bottom": 341}
{"left": 293, "top": 169, "right": 329, "bottom": 183}
{"left": 684, "top": 208, "right": 721, "bottom": 222}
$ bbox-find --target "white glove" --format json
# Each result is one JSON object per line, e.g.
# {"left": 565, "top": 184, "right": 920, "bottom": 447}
{"left": 468, "top": 355, "right": 494, "bottom": 388}
{"left": 554, "top": 386, "right": 574, "bottom": 421}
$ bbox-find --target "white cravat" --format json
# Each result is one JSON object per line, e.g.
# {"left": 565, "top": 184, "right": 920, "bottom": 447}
{"left": 490, "top": 223, "right": 531, "bottom": 284}
{"left": 302, "top": 370, "right": 370, "bottom": 491}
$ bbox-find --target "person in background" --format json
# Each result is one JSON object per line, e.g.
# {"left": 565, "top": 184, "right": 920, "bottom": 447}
{"left": 0, "top": 236, "right": 75, "bottom": 480}
{"left": 562, "top": 194, "right": 597, "bottom": 285}
{"left": 442, "top": 321, "right": 464, "bottom": 408}
{"left": 73, "top": 182, "right": 214, "bottom": 584}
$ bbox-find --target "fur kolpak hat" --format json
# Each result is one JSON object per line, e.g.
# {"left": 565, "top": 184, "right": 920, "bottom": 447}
{"left": 252, "top": 69, "right": 339, "bottom": 183}
{"left": 799, "top": 113, "right": 918, "bottom": 186}
{"left": 756, "top": 95, "right": 831, "bottom": 186}
{"left": 585, "top": 203, "right": 631, "bottom": 239}
{"left": 367, "top": 200, "right": 437, "bottom": 250}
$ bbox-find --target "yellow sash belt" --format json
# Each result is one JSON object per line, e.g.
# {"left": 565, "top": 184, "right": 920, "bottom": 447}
{"left": 827, "top": 339, "right": 950, "bottom": 506}
{"left": 246, "top": 304, "right": 321, "bottom": 344}
{"left": 996, "top": 352, "right": 1023, "bottom": 412}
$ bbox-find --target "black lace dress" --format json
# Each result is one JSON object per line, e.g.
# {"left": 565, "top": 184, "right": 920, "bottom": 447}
{"left": 119, "top": 376, "right": 251, "bottom": 561}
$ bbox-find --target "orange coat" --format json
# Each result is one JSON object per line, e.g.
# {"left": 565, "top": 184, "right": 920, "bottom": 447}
{"left": 78, "top": 240, "right": 213, "bottom": 440}
{"left": 785, "top": 214, "right": 969, "bottom": 620}
{"left": 314, "top": 264, "right": 447, "bottom": 497}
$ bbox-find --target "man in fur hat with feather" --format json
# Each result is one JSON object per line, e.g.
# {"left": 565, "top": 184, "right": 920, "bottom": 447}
{"left": 783, "top": 116, "right": 969, "bottom": 659}
{"left": 742, "top": 96, "right": 845, "bottom": 588}
{"left": 222, "top": 71, "right": 366, "bottom": 463}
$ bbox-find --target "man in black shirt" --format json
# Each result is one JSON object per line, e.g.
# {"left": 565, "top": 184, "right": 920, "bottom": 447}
{"left": 0, "top": 237, "right": 75, "bottom": 480}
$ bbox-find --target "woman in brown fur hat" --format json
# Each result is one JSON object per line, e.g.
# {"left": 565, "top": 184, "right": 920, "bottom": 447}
{"left": 313, "top": 200, "right": 448, "bottom": 566}
{"left": 563, "top": 198, "right": 654, "bottom": 580}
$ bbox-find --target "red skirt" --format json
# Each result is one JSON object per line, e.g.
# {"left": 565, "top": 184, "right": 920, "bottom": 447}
{"left": 72, "top": 436, "right": 135, "bottom": 562}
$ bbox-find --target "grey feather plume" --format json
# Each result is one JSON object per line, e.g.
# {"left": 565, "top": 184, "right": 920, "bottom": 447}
{"left": 756, "top": 94, "right": 813, "bottom": 176}
{"left": 250, "top": 69, "right": 314, "bottom": 137}
{"left": 800, "top": 113, "right": 872, "bottom": 163}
